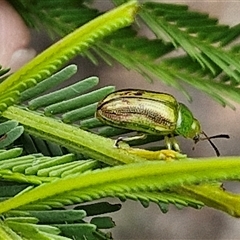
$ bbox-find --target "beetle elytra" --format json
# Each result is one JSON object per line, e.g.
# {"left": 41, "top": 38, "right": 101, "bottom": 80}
{"left": 96, "top": 89, "right": 229, "bottom": 156}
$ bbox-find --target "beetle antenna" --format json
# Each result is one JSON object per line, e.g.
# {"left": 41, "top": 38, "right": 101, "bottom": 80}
{"left": 200, "top": 131, "right": 230, "bottom": 157}
{"left": 201, "top": 132, "right": 220, "bottom": 156}
{"left": 207, "top": 134, "right": 230, "bottom": 140}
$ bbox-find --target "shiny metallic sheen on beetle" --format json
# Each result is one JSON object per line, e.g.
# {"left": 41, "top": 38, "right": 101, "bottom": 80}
{"left": 96, "top": 89, "right": 229, "bottom": 156}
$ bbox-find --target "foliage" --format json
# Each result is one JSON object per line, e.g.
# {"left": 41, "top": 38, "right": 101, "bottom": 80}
{"left": 9, "top": 0, "right": 240, "bottom": 107}
{"left": 0, "top": 0, "right": 240, "bottom": 239}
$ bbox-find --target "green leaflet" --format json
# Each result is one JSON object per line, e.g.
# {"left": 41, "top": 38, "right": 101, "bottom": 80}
{"left": 20, "top": 64, "right": 78, "bottom": 102}
{"left": 19, "top": 133, "right": 66, "bottom": 156}
{"left": 1, "top": 204, "right": 120, "bottom": 239}
{"left": 1, "top": 218, "right": 61, "bottom": 240}
{"left": 28, "top": 76, "right": 99, "bottom": 111}
{"left": 115, "top": 191, "right": 203, "bottom": 212}
{"left": 0, "top": 149, "right": 100, "bottom": 185}
{"left": 0, "top": 121, "right": 23, "bottom": 149}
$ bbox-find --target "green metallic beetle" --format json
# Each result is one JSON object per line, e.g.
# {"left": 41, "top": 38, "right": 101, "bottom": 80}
{"left": 96, "top": 89, "right": 229, "bottom": 156}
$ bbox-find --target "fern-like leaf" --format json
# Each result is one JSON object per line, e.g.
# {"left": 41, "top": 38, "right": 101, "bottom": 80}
{"left": 2, "top": 207, "right": 117, "bottom": 240}
{"left": 7, "top": 1, "right": 240, "bottom": 107}
{"left": 1, "top": 3, "right": 240, "bottom": 238}
{"left": 1, "top": 157, "right": 240, "bottom": 214}
{"left": 92, "top": 1, "right": 240, "bottom": 107}
{"left": 17, "top": 66, "right": 165, "bottom": 152}
{"left": 9, "top": 0, "right": 100, "bottom": 38}
{"left": 0, "top": 1, "right": 139, "bottom": 112}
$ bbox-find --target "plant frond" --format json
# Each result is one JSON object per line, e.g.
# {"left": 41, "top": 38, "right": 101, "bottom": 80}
{"left": 1, "top": 157, "right": 240, "bottom": 216}
{"left": 96, "top": 26, "right": 240, "bottom": 107}
{"left": 140, "top": 2, "right": 240, "bottom": 75}
{"left": 158, "top": 58, "right": 240, "bottom": 109}
{"left": 7, "top": 1, "right": 240, "bottom": 108}
{"left": 0, "top": 1, "right": 139, "bottom": 112}
{"left": 17, "top": 133, "right": 68, "bottom": 156}
{"left": 18, "top": 67, "right": 165, "bottom": 151}
{"left": 116, "top": 191, "right": 203, "bottom": 212}
{"left": 9, "top": 0, "right": 100, "bottom": 38}
{"left": 91, "top": 2, "right": 240, "bottom": 107}
{"left": 0, "top": 147, "right": 239, "bottom": 218}
{"left": 2, "top": 207, "right": 117, "bottom": 240}
{"left": 19, "top": 64, "right": 78, "bottom": 102}
{"left": 1, "top": 2, "right": 240, "bottom": 238}
{"left": 0, "top": 148, "right": 102, "bottom": 185}
{"left": 21, "top": 185, "right": 202, "bottom": 213}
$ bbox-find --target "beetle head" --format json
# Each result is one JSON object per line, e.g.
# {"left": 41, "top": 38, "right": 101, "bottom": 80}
{"left": 186, "top": 118, "right": 201, "bottom": 139}
{"left": 193, "top": 131, "right": 230, "bottom": 156}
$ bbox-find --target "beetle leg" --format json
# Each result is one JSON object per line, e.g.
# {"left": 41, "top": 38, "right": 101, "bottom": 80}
{"left": 115, "top": 134, "right": 147, "bottom": 147}
{"left": 164, "top": 135, "right": 181, "bottom": 152}
{"left": 172, "top": 138, "right": 181, "bottom": 152}
{"left": 164, "top": 135, "right": 172, "bottom": 150}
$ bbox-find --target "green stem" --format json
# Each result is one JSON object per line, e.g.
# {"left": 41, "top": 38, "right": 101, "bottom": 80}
{"left": 1, "top": 157, "right": 240, "bottom": 214}
{"left": 175, "top": 184, "right": 240, "bottom": 217}
{"left": 2, "top": 106, "right": 145, "bottom": 165}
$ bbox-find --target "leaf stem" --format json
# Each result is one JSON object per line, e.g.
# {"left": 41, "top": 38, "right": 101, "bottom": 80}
{"left": 1, "top": 157, "right": 240, "bottom": 214}
{"left": 2, "top": 106, "right": 145, "bottom": 165}
{"left": 175, "top": 184, "right": 240, "bottom": 217}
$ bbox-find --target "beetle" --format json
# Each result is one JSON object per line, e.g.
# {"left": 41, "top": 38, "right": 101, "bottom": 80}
{"left": 96, "top": 89, "right": 229, "bottom": 156}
